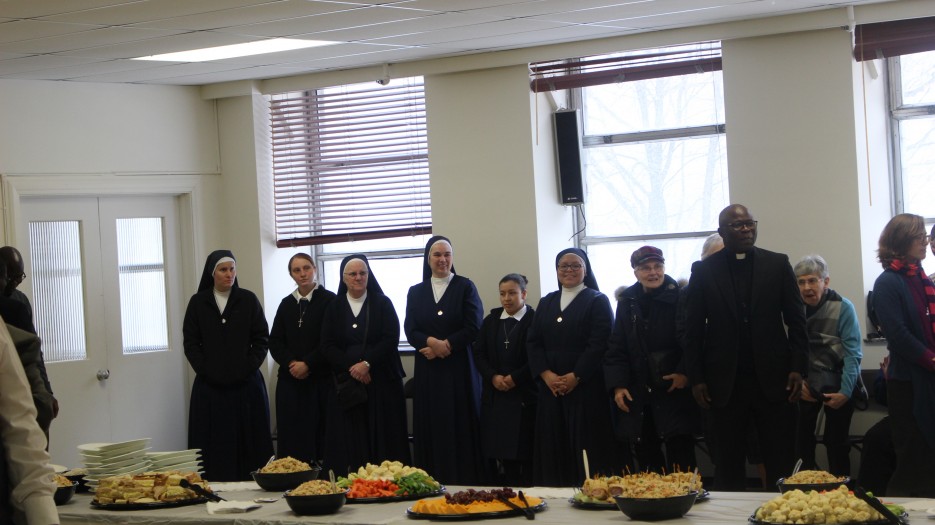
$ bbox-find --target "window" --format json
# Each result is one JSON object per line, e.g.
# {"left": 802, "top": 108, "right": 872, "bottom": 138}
{"left": 116, "top": 218, "right": 169, "bottom": 354}
{"left": 269, "top": 77, "right": 430, "bottom": 246}
{"left": 29, "top": 220, "right": 87, "bottom": 362}
{"left": 889, "top": 49, "right": 935, "bottom": 218}
{"left": 269, "top": 78, "right": 432, "bottom": 347}
{"left": 534, "top": 43, "right": 729, "bottom": 292}
{"left": 316, "top": 235, "right": 430, "bottom": 348}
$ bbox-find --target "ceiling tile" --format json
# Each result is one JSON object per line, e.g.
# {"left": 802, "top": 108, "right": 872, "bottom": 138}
{"left": 0, "top": 20, "right": 104, "bottom": 44}
{"left": 210, "top": 5, "right": 436, "bottom": 38}
{"left": 129, "top": 0, "right": 359, "bottom": 31}
{"left": 286, "top": 11, "right": 508, "bottom": 42}
{"left": 0, "top": 0, "right": 136, "bottom": 19}
{"left": 0, "top": 58, "right": 156, "bottom": 80}
{"left": 0, "top": 26, "right": 186, "bottom": 55}
{"left": 370, "top": 17, "right": 572, "bottom": 46}
{"left": 0, "top": 54, "right": 106, "bottom": 76}
{"left": 37, "top": 0, "right": 284, "bottom": 26}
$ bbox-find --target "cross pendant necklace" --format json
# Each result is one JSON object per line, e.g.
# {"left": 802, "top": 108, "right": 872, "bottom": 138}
{"left": 502, "top": 321, "right": 517, "bottom": 350}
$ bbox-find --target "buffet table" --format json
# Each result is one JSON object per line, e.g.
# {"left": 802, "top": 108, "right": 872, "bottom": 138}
{"left": 56, "top": 485, "right": 932, "bottom": 525}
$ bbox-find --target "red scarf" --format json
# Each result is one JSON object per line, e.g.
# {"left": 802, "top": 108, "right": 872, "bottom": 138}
{"left": 890, "top": 259, "right": 935, "bottom": 338}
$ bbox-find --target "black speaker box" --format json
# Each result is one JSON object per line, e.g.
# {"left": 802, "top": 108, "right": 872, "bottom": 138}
{"left": 553, "top": 109, "right": 585, "bottom": 205}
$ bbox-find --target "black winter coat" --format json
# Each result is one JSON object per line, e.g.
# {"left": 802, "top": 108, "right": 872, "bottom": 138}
{"left": 605, "top": 275, "right": 700, "bottom": 439}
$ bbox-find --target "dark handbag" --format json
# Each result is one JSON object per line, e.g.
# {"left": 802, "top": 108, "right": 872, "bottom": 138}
{"left": 333, "top": 301, "right": 370, "bottom": 410}
{"left": 334, "top": 372, "right": 368, "bottom": 410}
{"left": 646, "top": 350, "right": 680, "bottom": 390}
{"left": 630, "top": 297, "right": 678, "bottom": 390}
{"left": 852, "top": 372, "right": 870, "bottom": 411}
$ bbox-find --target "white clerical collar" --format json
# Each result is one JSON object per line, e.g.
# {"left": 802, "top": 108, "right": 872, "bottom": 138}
{"left": 292, "top": 284, "right": 318, "bottom": 302}
{"left": 500, "top": 304, "right": 528, "bottom": 321}
{"left": 735, "top": 252, "right": 747, "bottom": 260}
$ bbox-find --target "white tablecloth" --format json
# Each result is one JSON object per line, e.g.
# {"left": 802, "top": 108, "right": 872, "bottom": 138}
{"left": 56, "top": 486, "right": 930, "bottom": 525}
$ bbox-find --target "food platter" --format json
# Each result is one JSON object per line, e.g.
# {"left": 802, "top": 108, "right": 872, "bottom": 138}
{"left": 749, "top": 511, "right": 908, "bottom": 525}
{"left": 348, "top": 487, "right": 445, "bottom": 504}
{"left": 91, "top": 497, "right": 208, "bottom": 511}
{"left": 570, "top": 489, "right": 709, "bottom": 509}
{"left": 406, "top": 500, "right": 546, "bottom": 520}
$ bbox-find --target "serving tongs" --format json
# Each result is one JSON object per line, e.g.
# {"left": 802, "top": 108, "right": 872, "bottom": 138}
{"left": 852, "top": 486, "right": 903, "bottom": 525}
{"left": 496, "top": 493, "right": 534, "bottom": 520}
{"left": 518, "top": 491, "right": 535, "bottom": 520}
{"left": 178, "top": 478, "right": 225, "bottom": 502}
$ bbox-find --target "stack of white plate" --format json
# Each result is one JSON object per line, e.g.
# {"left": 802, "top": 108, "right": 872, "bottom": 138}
{"left": 78, "top": 439, "right": 151, "bottom": 490}
{"left": 146, "top": 449, "right": 202, "bottom": 474}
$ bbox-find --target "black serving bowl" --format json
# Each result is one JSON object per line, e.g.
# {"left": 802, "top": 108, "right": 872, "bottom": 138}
{"left": 613, "top": 491, "right": 698, "bottom": 521}
{"left": 65, "top": 474, "right": 89, "bottom": 493}
{"left": 251, "top": 468, "right": 321, "bottom": 492}
{"left": 283, "top": 490, "right": 346, "bottom": 516}
{"left": 54, "top": 482, "right": 77, "bottom": 506}
{"left": 776, "top": 476, "right": 850, "bottom": 494}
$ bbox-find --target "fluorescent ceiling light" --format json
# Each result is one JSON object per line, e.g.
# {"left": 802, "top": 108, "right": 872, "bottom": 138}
{"left": 132, "top": 38, "right": 335, "bottom": 62}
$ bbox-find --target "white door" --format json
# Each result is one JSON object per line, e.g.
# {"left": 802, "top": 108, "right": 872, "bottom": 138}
{"left": 21, "top": 196, "right": 187, "bottom": 468}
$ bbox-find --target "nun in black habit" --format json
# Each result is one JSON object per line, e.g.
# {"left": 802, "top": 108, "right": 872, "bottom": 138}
{"left": 526, "top": 248, "right": 621, "bottom": 487}
{"left": 472, "top": 273, "right": 537, "bottom": 487}
{"left": 404, "top": 236, "right": 484, "bottom": 485}
{"left": 182, "top": 250, "right": 274, "bottom": 481}
{"left": 320, "top": 254, "right": 410, "bottom": 475}
{"left": 269, "top": 253, "right": 336, "bottom": 464}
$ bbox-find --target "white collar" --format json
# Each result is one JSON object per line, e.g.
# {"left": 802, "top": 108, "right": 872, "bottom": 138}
{"left": 347, "top": 291, "right": 367, "bottom": 305}
{"left": 292, "top": 284, "right": 317, "bottom": 302}
{"left": 500, "top": 304, "right": 528, "bottom": 321}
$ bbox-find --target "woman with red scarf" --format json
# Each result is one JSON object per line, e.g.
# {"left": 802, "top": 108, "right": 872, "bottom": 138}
{"left": 871, "top": 213, "right": 935, "bottom": 497}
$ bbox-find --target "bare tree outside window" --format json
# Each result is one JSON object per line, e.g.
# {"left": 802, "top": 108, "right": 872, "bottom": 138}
{"left": 578, "top": 46, "right": 728, "bottom": 290}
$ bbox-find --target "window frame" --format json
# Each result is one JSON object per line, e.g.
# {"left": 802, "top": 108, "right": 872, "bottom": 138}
{"left": 888, "top": 53, "right": 935, "bottom": 220}
{"left": 568, "top": 52, "right": 728, "bottom": 282}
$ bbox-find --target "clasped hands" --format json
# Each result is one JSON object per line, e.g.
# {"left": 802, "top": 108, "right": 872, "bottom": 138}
{"left": 541, "top": 370, "right": 578, "bottom": 397}
{"left": 419, "top": 337, "right": 451, "bottom": 360}
{"left": 349, "top": 361, "right": 371, "bottom": 384}
{"left": 492, "top": 374, "right": 515, "bottom": 391}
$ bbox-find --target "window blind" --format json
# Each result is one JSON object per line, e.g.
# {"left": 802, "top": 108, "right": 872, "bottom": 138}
{"left": 270, "top": 78, "right": 431, "bottom": 247}
{"left": 529, "top": 42, "right": 721, "bottom": 93}
{"left": 854, "top": 16, "right": 935, "bottom": 61}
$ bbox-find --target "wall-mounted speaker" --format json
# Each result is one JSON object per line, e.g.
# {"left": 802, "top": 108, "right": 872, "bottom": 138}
{"left": 553, "top": 109, "right": 585, "bottom": 206}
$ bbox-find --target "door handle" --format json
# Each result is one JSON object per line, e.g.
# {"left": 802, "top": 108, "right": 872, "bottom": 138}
{"left": 96, "top": 369, "right": 110, "bottom": 381}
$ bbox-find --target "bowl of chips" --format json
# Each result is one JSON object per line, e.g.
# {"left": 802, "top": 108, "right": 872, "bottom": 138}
{"left": 52, "top": 474, "right": 77, "bottom": 506}
{"left": 284, "top": 480, "right": 346, "bottom": 515}
{"left": 251, "top": 457, "right": 320, "bottom": 492}
{"left": 776, "top": 470, "right": 849, "bottom": 494}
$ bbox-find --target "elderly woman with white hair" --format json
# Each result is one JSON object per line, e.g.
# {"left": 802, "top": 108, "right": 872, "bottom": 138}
{"left": 793, "top": 254, "right": 861, "bottom": 477}
{"left": 320, "top": 254, "right": 410, "bottom": 474}
{"left": 405, "top": 236, "right": 484, "bottom": 485}
{"left": 183, "top": 250, "right": 273, "bottom": 481}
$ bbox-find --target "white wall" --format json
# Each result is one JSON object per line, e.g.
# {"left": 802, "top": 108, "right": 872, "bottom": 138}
{"left": 722, "top": 28, "right": 877, "bottom": 335}
{"left": 424, "top": 64, "right": 570, "bottom": 309}
{"left": 0, "top": 79, "right": 219, "bottom": 176}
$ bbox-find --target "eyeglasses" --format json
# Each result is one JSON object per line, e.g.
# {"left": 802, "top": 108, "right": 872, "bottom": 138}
{"left": 636, "top": 263, "right": 664, "bottom": 273}
{"left": 344, "top": 271, "right": 368, "bottom": 278}
{"left": 726, "top": 220, "right": 757, "bottom": 231}
{"left": 918, "top": 234, "right": 932, "bottom": 244}
{"left": 557, "top": 263, "right": 583, "bottom": 272}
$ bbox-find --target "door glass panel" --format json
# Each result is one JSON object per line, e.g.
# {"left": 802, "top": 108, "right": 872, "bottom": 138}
{"left": 28, "top": 220, "right": 87, "bottom": 363}
{"left": 116, "top": 217, "right": 169, "bottom": 354}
